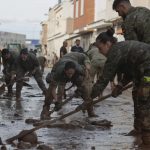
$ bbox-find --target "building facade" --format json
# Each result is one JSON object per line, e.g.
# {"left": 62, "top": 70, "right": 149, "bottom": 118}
{"left": 41, "top": 0, "right": 150, "bottom": 63}
{"left": 40, "top": 21, "right": 48, "bottom": 55}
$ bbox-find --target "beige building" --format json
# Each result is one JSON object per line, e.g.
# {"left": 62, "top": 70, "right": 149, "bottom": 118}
{"left": 46, "top": 0, "right": 74, "bottom": 61}
{"left": 40, "top": 21, "right": 48, "bottom": 55}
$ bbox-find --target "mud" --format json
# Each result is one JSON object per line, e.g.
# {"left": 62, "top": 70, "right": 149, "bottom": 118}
{"left": 0, "top": 68, "right": 149, "bottom": 149}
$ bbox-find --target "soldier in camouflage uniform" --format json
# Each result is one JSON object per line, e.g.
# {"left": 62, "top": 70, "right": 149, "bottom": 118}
{"left": 14, "top": 48, "right": 47, "bottom": 100}
{"left": 91, "top": 29, "right": 150, "bottom": 145}
{"left": 1, "top": 49, "right": 18, "bottom": 96}
{"left": 113, "top": 0, "right": 150, "bottom": 136}
{"left": 37, "top": 56, "right": 47, "bottom": 74}
{"left": 87, "top": 42, "right": 106, "bottom": 83}
{"left": 113, "top": 0, "right": 150, "bottom": 44}
{"left": 40, "top": 52, "right": 97, "bottom": 119}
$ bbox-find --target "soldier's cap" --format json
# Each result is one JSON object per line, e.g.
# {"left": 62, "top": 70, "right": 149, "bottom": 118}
{"left": 1, "top": 49, "right": 10, "bottom": 57}
{"left": 113, "top": 0, "right": 130, "bottom": 10}
{"left": 20, "top": 48, "right": 28, "bottom": 55}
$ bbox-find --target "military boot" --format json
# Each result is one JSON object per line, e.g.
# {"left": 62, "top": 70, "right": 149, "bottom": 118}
{"left": 54, "top": 101, "right": 62, "bottom": 111}
{"left": 142, "top": 131, "right": 150, "bottom": 145}
{"left": 87, "top": 106, "right": 98, "bottom": 118}
{"left": 40, "top": 106, "right": 51, "bottom": 120}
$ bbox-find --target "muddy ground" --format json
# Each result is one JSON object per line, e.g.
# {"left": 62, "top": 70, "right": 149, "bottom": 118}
{"left": 0, "top": 68, "right": 148, "bottom": 150}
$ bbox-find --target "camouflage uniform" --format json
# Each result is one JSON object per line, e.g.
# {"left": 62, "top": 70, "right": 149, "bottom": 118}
{"left": 87, "top": 44, "right": 106, "bottom": 82}
{"left": 37, "top": 56, "right": 47, "bottom": 74}
{"left": 91, "top": 41, "right": 150, "bottom": 143}
{"left": 41, "top": 52, "right": 95, "bottom": 118}
{"left": 14, "top": 53, "right": 47, "bottom": 98}
{"left": 2, "top": 51, "right": 18, "bottom": 94}
{"left": 122, "top": 7, "right": 150, "bottom": 44}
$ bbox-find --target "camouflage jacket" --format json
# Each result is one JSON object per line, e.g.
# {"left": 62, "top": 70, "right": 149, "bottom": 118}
{"left": 96, "top": 40, "right": 150, "bottom": 92}
{"left": 14, "top": 52, "right": 40, "bottom": 72}
{"left": 2, "top": 51, "right": 18, "bottom": 75}
{"left": 46, "top": 52, "right": 90, "bottom": 85}
{"left": 122, "top": 7, "right": 150, "bottom": 44}
{"left": 87, "top": 45, "right": 106, "bottom": 68}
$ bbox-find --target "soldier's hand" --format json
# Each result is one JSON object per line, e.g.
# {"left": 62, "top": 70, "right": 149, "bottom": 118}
{"left": 111, "top": 84, "right": 123, "bottom": 98}
{"left": 11, "top": 74, "right": 16, "bottom": 81}
{"left": 91, "top": 83, "right": 102, "bottom": 99}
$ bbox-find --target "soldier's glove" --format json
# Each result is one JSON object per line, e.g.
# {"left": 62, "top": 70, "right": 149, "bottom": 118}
{"left": 11, "top": 74, "right": 16, "bottom": 81}
{"left": 111, "top": 84, "right": 123, "bottom": 98}
{"left": 46, "top": 73, "right": 51, "bottom": 83}
{"left": 54, "top": 101, "right": 62, "bottom": 111}
{"left": 91, "top": 83, "right": 102, "bottom": 99}
{"left": 74, "top": 88, "right": 82, "bottom": 97}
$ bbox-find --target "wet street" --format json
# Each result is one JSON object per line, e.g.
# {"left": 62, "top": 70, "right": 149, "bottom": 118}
{"left": 0, "top": 68, "right": 148, "bottom": 150}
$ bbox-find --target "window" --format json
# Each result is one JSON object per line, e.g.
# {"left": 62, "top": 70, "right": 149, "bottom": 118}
{"left": 80, "top": 0, "right": 84, "bottom": 16}
{"left": 75, "top": 0, "right": 79, "bottom": 18}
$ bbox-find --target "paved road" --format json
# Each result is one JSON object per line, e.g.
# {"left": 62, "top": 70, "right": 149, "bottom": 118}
{"left": 0, "top": 68, "right": 146, "bottom": 150}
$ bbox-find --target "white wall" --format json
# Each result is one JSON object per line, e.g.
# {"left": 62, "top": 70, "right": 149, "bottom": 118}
{"left": 47, "top": 0, "right": 73, "bottom": 58}
{"left": 95, "top": 0, "right": 107, "bottom": 21}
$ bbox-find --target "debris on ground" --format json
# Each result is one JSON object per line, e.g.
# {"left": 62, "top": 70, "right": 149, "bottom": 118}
{"left": 37, "top": 144, "right": 53, "bottom": 150}
{"left": 25, "top": 118, "right": 40, "bottom": 124}
{"left": 17, "top": 141, "right": 32, "bottom": 149}
{"left": 18, "top": 130, "right": 38, "bottom": 144}
{"left": 88, "top": 119, "right": 112, "bottom": 128}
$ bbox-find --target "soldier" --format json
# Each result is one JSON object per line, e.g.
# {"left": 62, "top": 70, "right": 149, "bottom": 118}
{"left": 37, "top": 56, "right": 47, "bottom": 74}
{"left": 13, "top": 48, "right": 47, "bottom": 100}
{"left": 91, "top": 29, "right": 150, "bottom": 145}
{"left": 87, "top": 42, "right": 106, "bottom": 83}
{"left": 113, "top": 0, "right": 150, "bottom": 44}
{"left": 40, "top": 52, "right": 97, "bottom": 119}
{"left": 1, "top": 49, "right": 18, "bottom": 96}
{"left": 87, "top": 35, "right": 116, "bottom": 91}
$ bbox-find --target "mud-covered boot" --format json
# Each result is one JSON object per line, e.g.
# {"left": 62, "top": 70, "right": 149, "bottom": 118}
{"left": 54, "top": 101, "right": 62, "bottom": 111}
{"left": 142, "top": 131, "right": 150, "bottom": 145}
{"left": 40, "top": 106, "right": 50, "bottom": 120}
{"left": 87, "top": 107, "right": 98, "bottom": 118}
{"left": 126, "top": 119, "right": 141, "bottom": 136}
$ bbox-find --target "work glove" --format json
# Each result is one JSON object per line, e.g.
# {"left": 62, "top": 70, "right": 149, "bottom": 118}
{"left": 11, "top": 74, "right": 16, "bottom": 81}
{"left": 54, "top": 101, "right": 62, "bottom": 111}
{"left": 74, "top": 88, "right": 83, "bottom": 97}
{"left": 111, "top": 84, "right": 123, "bottom": 98}
{"left": 91, "top": 83, "right": 102, "bottom": 99}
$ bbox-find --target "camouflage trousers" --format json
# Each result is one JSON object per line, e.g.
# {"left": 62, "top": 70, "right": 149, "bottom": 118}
{"left": 4, "top": 73, "right": 13, "bottom": 94}
{"left": 16, "top": 68, "right": 47, "bottom": 98}
{"left": 133, "top": 78, "right": 150, "bottom": 144}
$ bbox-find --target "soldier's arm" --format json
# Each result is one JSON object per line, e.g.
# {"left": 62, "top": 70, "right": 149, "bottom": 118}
{"left": 84, "top": 55, "right": 91, "bottom": 71}
{"left": 95, "top": 50, "right": 121, "bottom": 92}
{"left": 123, "top": 18, "right": 138, "bottom": 41}
{"left": 97, "top": 54, "right": 107, "bottom": 70}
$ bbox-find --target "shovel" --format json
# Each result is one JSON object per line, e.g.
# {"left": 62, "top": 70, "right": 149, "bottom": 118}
{"left": 6, "top": 83, "right": 132, "bottom": 143}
